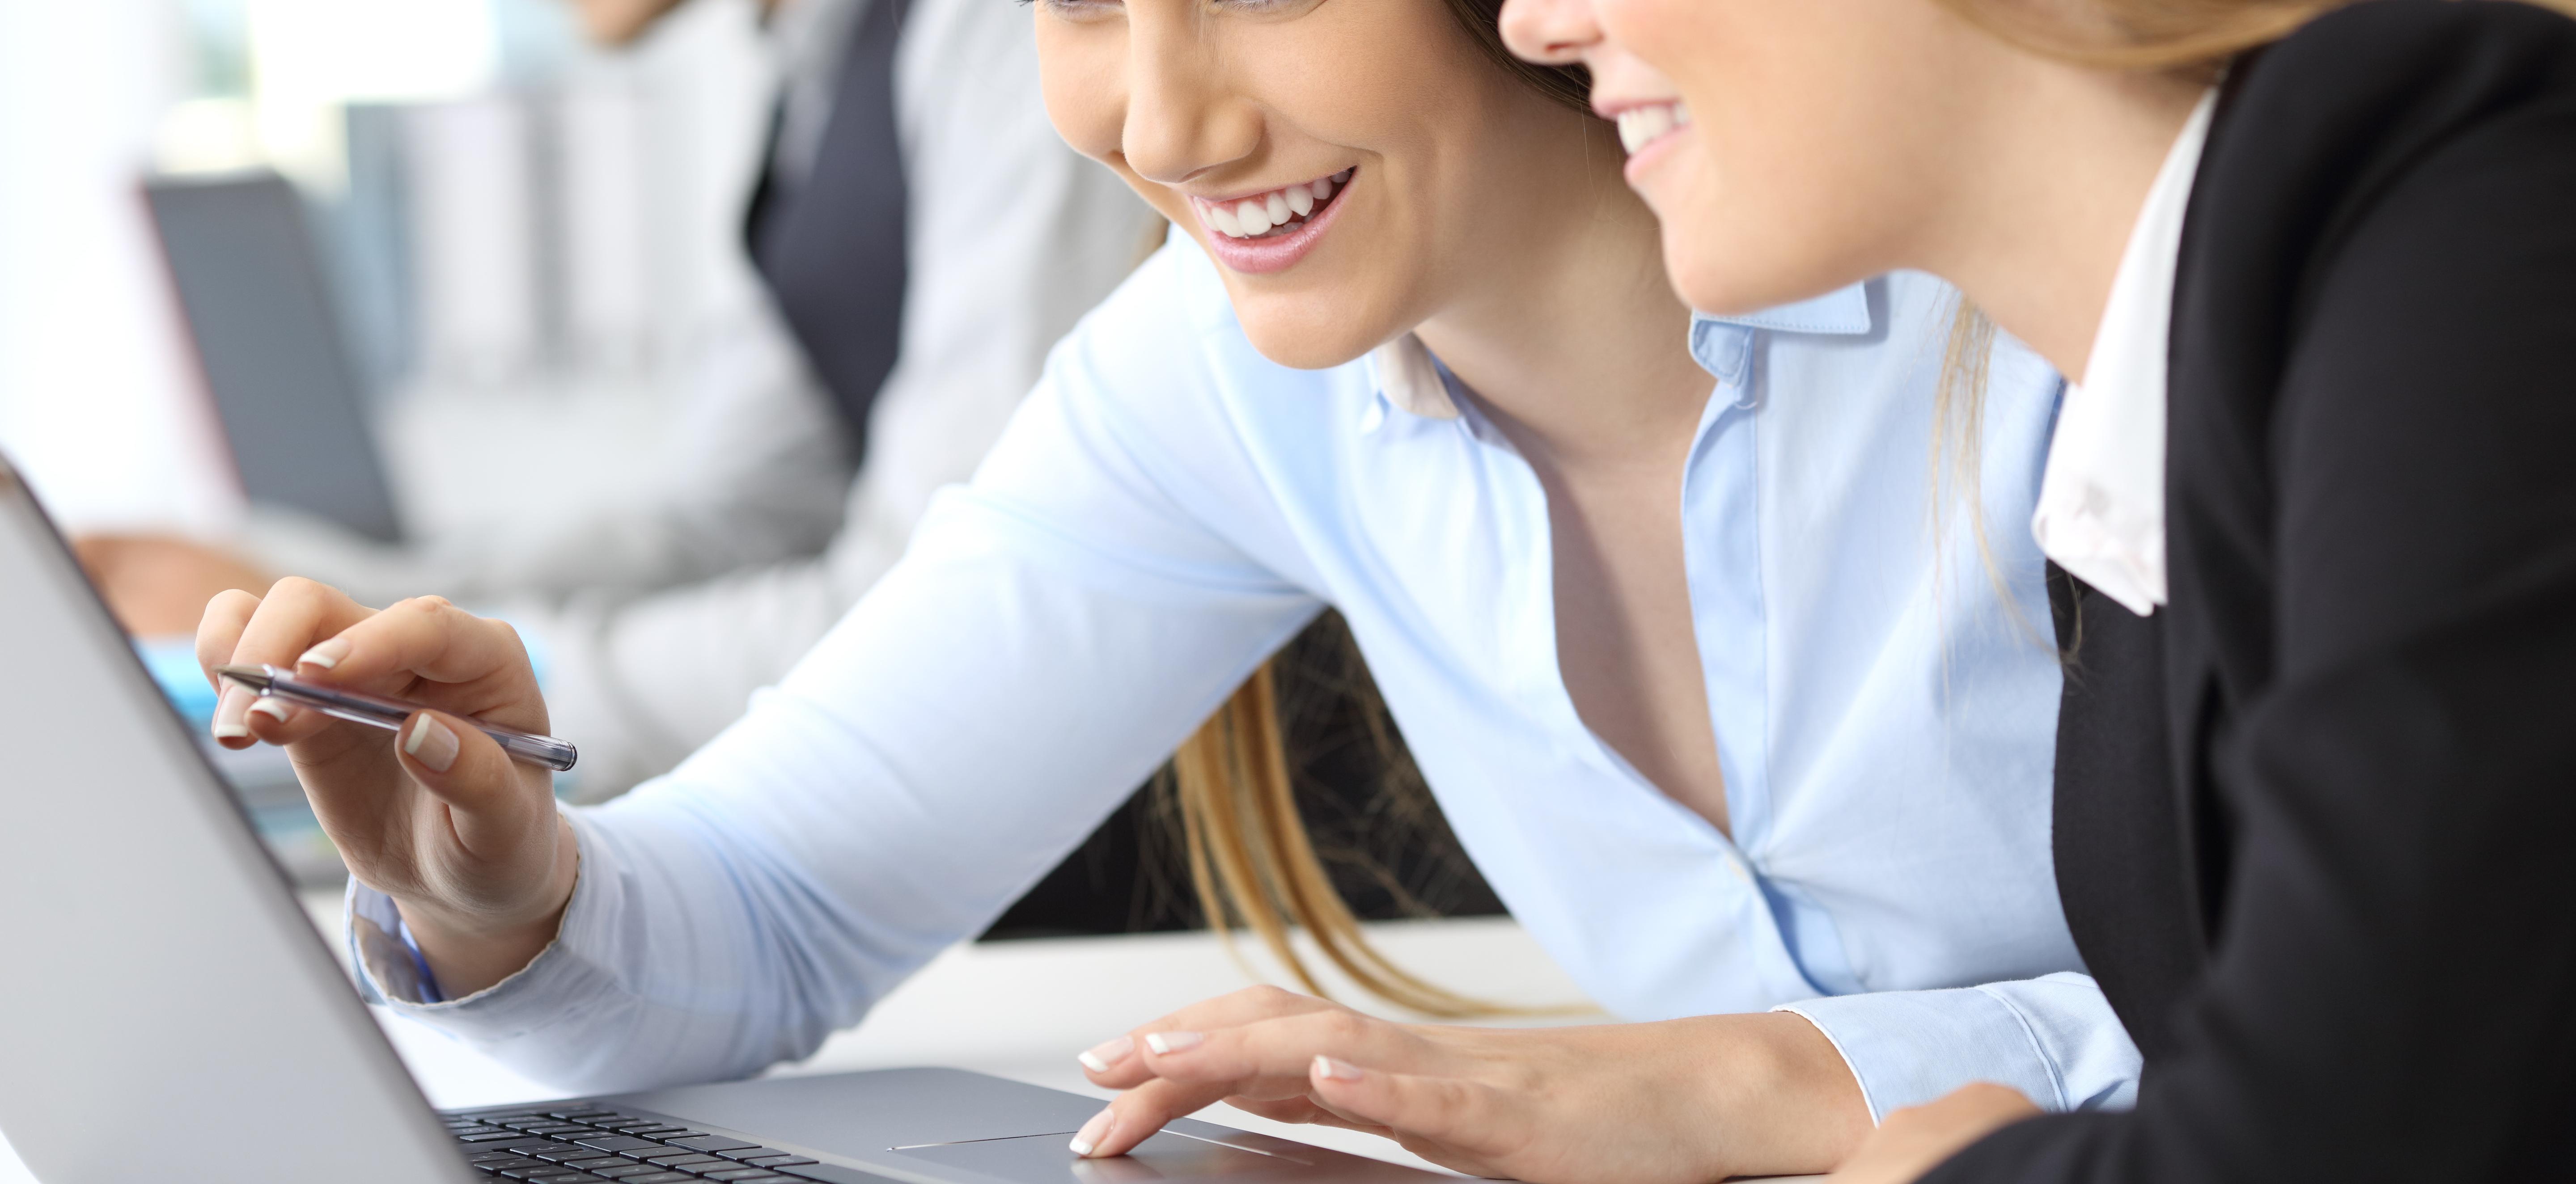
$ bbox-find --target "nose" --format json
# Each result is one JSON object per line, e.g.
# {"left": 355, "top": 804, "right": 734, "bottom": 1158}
{"left": 1120, "top": 10, "right": 1262, "bottom": 187}
{"left": 1499, "top": 0, "right": 1602, "bottom": 67}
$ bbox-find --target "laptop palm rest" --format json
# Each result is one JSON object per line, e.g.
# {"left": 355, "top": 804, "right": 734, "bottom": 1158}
{"left": 602, "top": 1067, "right": 1434, "bottom": 1183}
{"left": 899, "top": 1130, "right": 1306, "bottom": 1182}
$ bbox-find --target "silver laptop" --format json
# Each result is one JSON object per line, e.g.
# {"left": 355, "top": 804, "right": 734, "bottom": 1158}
{"left": 0, "top": 455, "right": 1437, "bottom": 1184}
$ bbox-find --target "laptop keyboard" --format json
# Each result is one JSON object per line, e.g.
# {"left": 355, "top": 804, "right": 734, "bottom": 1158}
{"left": 442, "top": 1106, "right": 834, "bottom": 1184}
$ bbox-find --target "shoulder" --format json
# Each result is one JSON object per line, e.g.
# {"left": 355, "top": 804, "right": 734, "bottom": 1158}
{"left": 2185, "top": 2, "right": 2576, "bottom": 351}
{"left": 2214, "top": 0, "right": 2576, "bottom": 193}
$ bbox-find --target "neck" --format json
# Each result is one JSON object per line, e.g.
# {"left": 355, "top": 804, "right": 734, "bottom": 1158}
{"left": 1413, "top": 123, "right": 1710, "bottom": 467}
{"left": 1910, "top": 55, "right": 2206, "bottom": 382}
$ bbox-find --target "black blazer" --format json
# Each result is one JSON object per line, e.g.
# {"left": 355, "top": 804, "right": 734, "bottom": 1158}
{"left": 1925, "top": 3, "right": 2576, "bottom": 1180}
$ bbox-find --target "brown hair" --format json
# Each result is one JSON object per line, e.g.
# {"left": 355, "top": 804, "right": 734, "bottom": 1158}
{"left": 1161, "top": 0, "right": 1589, "bottom": 1019}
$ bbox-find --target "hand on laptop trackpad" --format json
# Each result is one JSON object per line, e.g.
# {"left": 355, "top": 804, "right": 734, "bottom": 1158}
{"left": 897, "top": 1130, "right": 1311, "bottom": 1182}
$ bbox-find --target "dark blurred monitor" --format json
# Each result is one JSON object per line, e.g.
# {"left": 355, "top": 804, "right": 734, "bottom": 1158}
{"left": 144, "top": 171, "right": 404, "bottom": 543}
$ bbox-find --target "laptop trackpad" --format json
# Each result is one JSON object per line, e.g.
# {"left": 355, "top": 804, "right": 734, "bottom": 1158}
{"left": 897, "top": 1131, "right": 1313, "bottom": 1182}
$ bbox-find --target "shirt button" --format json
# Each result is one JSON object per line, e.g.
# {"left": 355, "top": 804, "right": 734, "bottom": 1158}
{"left": 1729, "top": 858, "right": 1754, "bottom": 884}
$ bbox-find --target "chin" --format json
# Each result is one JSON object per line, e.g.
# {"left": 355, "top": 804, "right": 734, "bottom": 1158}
{"left": 1222, "top": 282, "right": 1388, "bottom": 372}
{"left": 1661, "top": 233, "right": 1833, "bottom": 319}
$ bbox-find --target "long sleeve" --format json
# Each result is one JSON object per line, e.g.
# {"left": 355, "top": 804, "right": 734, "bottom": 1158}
{"left": 349, "top": 257, "right": 1325, "bottom": 1091}
{"left": 1926, "top": 9, "right": 2576, "bottom": 1180}
{"left": 1779, "top": 972, "right": 2138, "bottom": 1120}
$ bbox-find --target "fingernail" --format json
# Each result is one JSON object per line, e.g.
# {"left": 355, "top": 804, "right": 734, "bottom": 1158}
{"left": 1077, "top": 1035, "right": 1134, "bottom": 1074}
{"left": 403, "top": 715, "right": 458, "bottom": 773}
{"left": 249, "top": 696, "right": 296, "bottom": 725}
{"left": 1068, "top": 1108, "right": 1114, "bottom": 1158}
{"left": 1313, "top": 1055, "right": 1364, "bottom": 1082}
{"left": 1144, "top": 1031, "right": 1204, "bottom": 1056}
{"left": 212, "top": 685, "right": 253, "bottom": 739}
{"left": 297, "top": 637, "right": 349, "bottom": 670}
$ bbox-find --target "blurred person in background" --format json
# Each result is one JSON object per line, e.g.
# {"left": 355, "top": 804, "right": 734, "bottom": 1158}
{"left": 79, "top": 0, "right": 1154, "bottom": 799}
{"left": 80, "top": 0, "right": 1500, "bottom": 940}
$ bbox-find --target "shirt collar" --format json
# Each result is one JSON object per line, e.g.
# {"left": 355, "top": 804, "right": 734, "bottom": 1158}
{"left": 2029, "top": 88, "right": 2218, "bottom": 617}
{"left": 1365, "top": 281, "right": 1878, "bottom": 427}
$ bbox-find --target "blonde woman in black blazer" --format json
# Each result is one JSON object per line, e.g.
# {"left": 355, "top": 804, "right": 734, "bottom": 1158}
{"left": 1442, "top": 0, "right": 2576, "bottom": 1181}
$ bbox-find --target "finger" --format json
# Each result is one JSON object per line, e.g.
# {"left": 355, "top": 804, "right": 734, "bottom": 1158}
{"left": 1305, "top": 1058, "right": 1512, "bottom": 1157}
{"left": 1223, "top": 1093, "right": 1394, "bottom": 1139}
{"left": 196, "top": 588, "right": 261, "bottom": 686}
{"left": 1135, "top": 1007, "right": 1428, "bottom": 1091}
{"left": 196, "top": 589, "right": 264, "bottom": 748}
{"left": 227, "top": 577, "right": 375, "bottom": 678}
{"left": 394, "top": 710, "right": 543, "bottom": 827}
{"left": 297, "top": 596, "right": 542, "bottom": 726}
{"left": 1076, "top": 1075, "right": 1247, "bottom": 1159}
{"left": 1077, "top": 985, "right": 1336, "bottom": 1087}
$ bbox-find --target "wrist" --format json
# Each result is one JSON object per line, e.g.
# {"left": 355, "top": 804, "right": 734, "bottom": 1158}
{"left": 1689, "top": 1011, "right": 1875, "bottom": 1176}
{"left": 396, "top": 814, "right": 580, "bottom": 998}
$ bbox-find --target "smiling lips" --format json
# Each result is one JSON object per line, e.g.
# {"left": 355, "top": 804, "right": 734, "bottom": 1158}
{"left": 1615, "top": 101, "right": 1694, "bottom": 154}
{"left": 1192, "top": 169, "right": 1354, "bottom": 241}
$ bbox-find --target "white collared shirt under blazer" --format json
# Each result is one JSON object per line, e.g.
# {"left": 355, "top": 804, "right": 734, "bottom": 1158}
{"left": 2031, "top": 90, "right": 2220, "bottom": 617}
{"left": 349, "top": 241, "right": 2142, "bottom": 1121}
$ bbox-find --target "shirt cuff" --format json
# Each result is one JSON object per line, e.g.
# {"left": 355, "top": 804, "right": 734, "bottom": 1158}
{"left": 1775, "top": 971, "right": 2141, "bottom": 1123}
{"left": 343, "top": 810, "right": 618, "bottom": 1042}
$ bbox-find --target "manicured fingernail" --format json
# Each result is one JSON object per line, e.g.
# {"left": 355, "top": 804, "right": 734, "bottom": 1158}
{"left": 212, "top": 685, "right": 253, "bottom": 738}
{"left": 1068, "top": 1108, "right": 1114, "bottom": 1158}
{"left": 403, "top": 714, "right": 458, "bottom": 773}
{"left": 1313, "top": 1055, "right": 1364, "bottom": 1082}
{"left": 249, "top": 696, "right": 296, "bottom": 725}
{"left": 1077, "top": 1035, "right": 1134, "bottom": 1073}
{"left": 1144, "top": 1031, "right": 1203, "bottom": 1055}
{"left": 297, "top": 637, "right": 349, "bottom": 670}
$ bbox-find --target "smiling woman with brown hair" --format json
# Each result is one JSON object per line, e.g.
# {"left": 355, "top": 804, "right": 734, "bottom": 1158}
{"left": 176, "top": 0, "right": 2150, "bottom": 1179}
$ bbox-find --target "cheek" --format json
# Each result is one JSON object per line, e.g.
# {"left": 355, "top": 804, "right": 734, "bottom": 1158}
{"left": 1035, "top": 20, "right": 1126, "bottom": 165}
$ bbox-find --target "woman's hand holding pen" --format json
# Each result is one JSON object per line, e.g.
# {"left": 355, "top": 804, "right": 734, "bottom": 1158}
{"left": 194, "top": 578, "right": 575, "bottom": 998}
{"left": 1072, "top": 985, "right": 1873, "bottom": 1184}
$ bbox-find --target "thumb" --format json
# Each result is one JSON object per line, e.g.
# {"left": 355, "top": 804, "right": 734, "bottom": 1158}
{"left": 1306, "top": 1057, "right": 1500, "bottom": 1153}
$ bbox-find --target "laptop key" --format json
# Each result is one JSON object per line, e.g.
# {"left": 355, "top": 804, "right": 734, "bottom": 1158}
{"left": 574, "top": 1136, "right": 666, "bottom": 1154}
{"left": 640, "top": 1153, "right": 722, "bottom": 1168}
{"left": 712, "top": 1148, "right": 790, "bottom": 1162}
{"left": 462, "top": 1132, "right": 534, "bottom": 1143}
{"left": 698, "top": 1169, "right": 779, "bottom": 1181}
{"left": 588, "top": 1166, "right": 663, "bottom": 1179}
{"left": 665, "top": 1137, "right": 760, "bottom": 1154}
{"left": 619, "top": 1175, "right": 703, "bottom": 1184}
{"left": 740, "top": 1159, "right": 816, "bottom": 1168}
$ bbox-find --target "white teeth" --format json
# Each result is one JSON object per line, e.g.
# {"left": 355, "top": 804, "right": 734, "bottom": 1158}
{"left": 1615, "top": 101, "right": 1691, "bottom": 155}
{"left": 1198, "top": 169, "right": 1352, "bottom": 239}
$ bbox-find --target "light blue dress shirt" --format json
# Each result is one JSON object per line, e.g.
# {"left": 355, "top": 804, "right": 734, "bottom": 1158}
{"left": 350, "top": 241, "right": 2140, "bottom": 1120}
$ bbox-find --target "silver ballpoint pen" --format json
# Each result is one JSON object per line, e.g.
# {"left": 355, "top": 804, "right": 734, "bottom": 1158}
{"left": 214, "top": 664, "right": 578, "bottom": 772}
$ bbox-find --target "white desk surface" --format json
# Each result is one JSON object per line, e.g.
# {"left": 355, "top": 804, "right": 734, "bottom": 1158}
{"left": 6, "top": 890, "right": 1822, "bottom": 1182}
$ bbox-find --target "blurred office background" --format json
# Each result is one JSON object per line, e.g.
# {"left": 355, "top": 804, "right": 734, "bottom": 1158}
{"left": 0, "top": 0, "right": 787, "bottom": 880}
{"left": 0, "top": 0, "right": 778, "bottom": 535}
